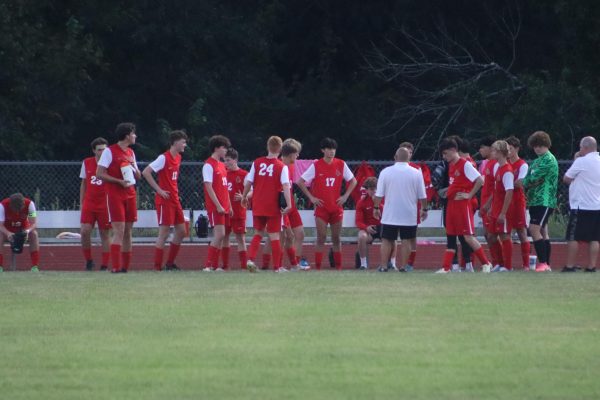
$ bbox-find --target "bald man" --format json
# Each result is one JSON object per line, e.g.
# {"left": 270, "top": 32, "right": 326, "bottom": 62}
{"left": 562, "top": 136, "right": 600, "bottom": 272}
{"left": 373, "top": 147, "right": 428, "bottom": 272}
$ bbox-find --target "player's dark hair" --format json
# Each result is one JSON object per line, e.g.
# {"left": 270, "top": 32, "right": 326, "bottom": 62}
{"left": 505, "top": 136, "right": 521, "bottom": 148}
{"left": 225, "top": 147, "right": 239, "bottom": 160}
{"left": 362, "top": 177, "right": 377, "bottom": 189}
{"left": 115, "top": 122, "right": 136, "bottom": 141}
{"left": 439, "top": 138, "right": 458, "bottom": 153}
{"left": 320, "top": 137, "right": 338, "bottom": 150}
{"left": 8, "top": 193, "right": 25, "bottom": 212}
{"left": 528, "top": 131, "right": 551, "bottom": 148}
{"left": 169, "top": 130, "right": 188, "bottom": 145}
{"left": 90, "top": 137, "right": 108, "bottom": 150}
{"left": 457, "top": 138, "right": 470, "bottom": 154}
{"left": 208, "top": 135, "right": 231, "bottom": 153}
{"left": 478, "top": 136, "right": 496, "bottom": 148}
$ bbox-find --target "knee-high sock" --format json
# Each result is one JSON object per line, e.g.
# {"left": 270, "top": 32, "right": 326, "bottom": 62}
{"left": 286, "top": 247, "right": 297, "bottom": 266}
{"left": 122, "top": 252, "right": 131, "bottom": 270}
{"left": 101, "top": 252, "right": 110, "bottom": 267}
{"left": 238, "top": 250, "right": 248, "bottom": 269}
{"left": 167, "top": 243, "right": 181, "bottom": 265}
{"left": 442, "top": 250, "right": 455, "bottom": 271}
{"left": 31, "top": 250, "right": 40, "bottom": 267}
{"left": 407, "top": 250, "right": 417, "bottom": 266}
{"left": 333, "top": 251, "right": 342, "bottom": 270}
{"left": 221, "top": 246, "right": 230, "bottom": 269}
{"left": 520, "top": 241, "right": 531, "bottom": 268}
{"left": 315, "top": 252, "right": 323, "bottom": 270}
{"left": 83, "top": 248, "right": 92, "bottom": 262}
{"left": 111, "top": 244, "right": 121, "bottom": 270}
{"left": 533, "top": 239, "right": 546, "bottom": 263}
{"left": 501, "top": 239, "right": 513, "bottom": 270}
{"left": 271, "top": 240, "right": 282, "bottom": 269}
{"left": 545, "top": 239, "right": 552, "bottom": 265}
{"left": 262, "top": 253, "right": 271, "bottom": 269}
{"left": 248, "top": 234, "right": 262, "bottom": 260}
{"left": 153, "top": 248, "right": 164, "bottom": 270}
{"left": 473, "top": 247, "right": 490, "bottom": 265}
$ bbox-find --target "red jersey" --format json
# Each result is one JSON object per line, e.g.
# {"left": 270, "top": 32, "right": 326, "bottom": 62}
{"left": 491, "top": 162, "right": 514, "bottom": 217}
{"left": 227, "top": 168, "right": 248, "bottom": 219}
{"left": 150, "top": 150, "right": 181, "bottom": 206}
{"left": 247, "top": 157, "right": 288, "bottom": 217}
{"left": 302, "top": 158, "right": 354, "bottom": 213}
{"left": 465, "top": 156, "right": 479, "bottom": 210}
{"left": 509, "top": 158, "right": 527, "bottom": 207}
{"left": 1, "top": 197, "right": 34, "bottom": 231}
{"left": 447, "top": 158, "right": 480, "bottom": 200}
{"left": 355, "top": 195, "right": 382, "bottom": 230}
{"left": 80, "top": 157, "right": 107, "bottom": 209}
{"left": 98, "top": 144, "right": 137, "bottom": 199}
{"left": 481, "top": 159, "right": 497, "bottom": 208}
{"left": 286, "top": 163, "right": 298, "bottom": 211}
{"left": 203, "top": 157, "right": 230, "bottom": 213}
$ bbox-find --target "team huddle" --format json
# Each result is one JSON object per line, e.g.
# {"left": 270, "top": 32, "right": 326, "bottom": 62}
{"left": 3, "top": 123, "right": 600, "bottom": 273}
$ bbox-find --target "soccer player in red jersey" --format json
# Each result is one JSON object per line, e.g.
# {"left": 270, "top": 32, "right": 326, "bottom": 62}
{"left": 202, "top": 135, "right": 232, "bottom": 272}
{"left": 506, "top": 136, "right": 531, "bottom": 270}
{"left": 297, "top": 137, "right": 357, "bottom": 270}
{"left": 281, "top": 138, "right": 308, "bottom": 270}
{"left": 142, "top": 130, "right": 188, "bottom": 271}
{"left": 482, "top": 140, "right": 514, "bottom": 272}
{"left": 478, "top": 136, "right": 502, "bottom": 268}
{"left": 0, "top": 193, "right": 40, "bottom": 272}
{"left": 222, "top": 147, "right": 249, "bottom": 270}
{"left": 96, "top": 122, "right": 141, "bottom": 273}
{"left": 79, "top": 137, "right": 111, "bottom": 271}
{"left": 242, "top": 136, "right": 292, "bottom": 272}
{"left": 436, "top": 138, "right": 491, "bottom": 273}
{"left": 355, "top": 177, "right": 390, "bottom": 270}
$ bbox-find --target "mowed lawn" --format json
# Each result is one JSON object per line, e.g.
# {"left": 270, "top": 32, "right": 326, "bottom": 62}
{"left": 1, "top": 272, "right": 599, "bottom": 400}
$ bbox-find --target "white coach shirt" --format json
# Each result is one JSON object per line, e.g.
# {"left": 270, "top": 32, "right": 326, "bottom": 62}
{"left": 376, "top": 162, "right": 427, "bottom": 226}
{"left": 565, "top": 151, "right": 600, "bottom": 210}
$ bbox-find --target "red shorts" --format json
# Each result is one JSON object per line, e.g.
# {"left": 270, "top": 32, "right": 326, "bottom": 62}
{"left": 253, "top": 215, "right": 282, "bottom": 234}
{"left": 107, "top": 196, "right": 137, "bottom": 223}
{"left": 508, "top": 203, "right": 527, "bottom": 229}
{"left": 445, "top": 200, "right": 475, "bottom": 235}
{"left": 207, "top": 211, "right": 230, "bottom": 228}
{"left": 156, "top": 202, "right": 185, "bottom": 226}
{"left": 226, "top": 218, "right": 246, "bottom": 235}
{"left": 81, "top": 206, "right": 111, "bottom": 230}
{"left": 4, "top": 221, "right": 30, "bottom": 233}
{"left": 283, "top": 209, "right": 303, "bottom": 229}
{"left": 315, "top": 207, "right": 344, "bottom": 225}
{"left": 489, "top": 216, "right": 512, "bottom": 234}
{"left": 480, "top": 209, "right": 493, "bottom": 232}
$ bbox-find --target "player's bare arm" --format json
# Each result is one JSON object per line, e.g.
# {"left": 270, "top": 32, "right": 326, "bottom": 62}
{"left": 142, "top": 165, "right": 170, "bottom": 199}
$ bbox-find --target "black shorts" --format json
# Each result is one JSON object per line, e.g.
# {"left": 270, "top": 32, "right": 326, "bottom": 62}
{"left": 381, "top": 224, "right": 417, "bottom": 241}
{"left": 565, "top": 209, "right": 600, "bottom": 242}
{"left": 528, "top": 206, "right": 553, "bottom": 227}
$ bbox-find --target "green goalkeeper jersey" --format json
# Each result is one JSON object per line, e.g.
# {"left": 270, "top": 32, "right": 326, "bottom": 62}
{"left": 522, "top": 150, "right": 558, "bottom": 208}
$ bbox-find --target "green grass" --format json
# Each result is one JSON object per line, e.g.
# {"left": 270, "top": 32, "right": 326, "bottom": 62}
{"left": 1, "top": 272, "right": 599, "bottom": 400}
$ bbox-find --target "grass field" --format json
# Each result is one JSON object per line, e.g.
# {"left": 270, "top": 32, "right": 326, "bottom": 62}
{"left": 1, "top": 271, "right": 599, "bottom": 400}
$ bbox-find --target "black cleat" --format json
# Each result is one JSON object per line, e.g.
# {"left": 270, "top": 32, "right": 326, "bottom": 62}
{"left": 165, "top": 263, "right": 181, "bottom": 271}
{"left": 85, "top": 260, "right": 94, "bottom": 271}
{"left": 120, "top": 268, "right": 128, "bottom": 273}
{"left": 100, "top": 265, "right": 108, "bottom": 271}
{"left": 584, "top": 267, "right": 596, "bottom": 273}
{"left": 561, "top": 266, "right": 577, "bottom": 273}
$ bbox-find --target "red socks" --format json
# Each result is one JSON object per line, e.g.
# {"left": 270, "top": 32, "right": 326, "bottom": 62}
{"left": 491, "top": 241, "right": 504, "bottom": 266}
{"left": 154, "top": 248, "right": 164, "bottom": 270}
{"left": 248, "top": 235, "right": 262, "bottom": 260}
{"left": 315, "top": 252, "right": 323, "bottom": 270}
{"left": 501, "top": 239, "right": 513, "bottom": 270}
{"left": 101, "top": 252, "right": 110, "bottom": 267}
{"left": 238, "top": 250, "right": 248, "bottom": 269}
{"left": 286, "top": 247, "right": 297, "bottom": 266}
{"left": 442, "top": 250, "right": 455, "bottom": 271}
{"left": 122, "top": 252, "right": 131, "bottom": 271}
{"left": 221, "top": 246, "right": 230, "bottom": 270}
{"left": 205, "top": 245, "right": 219, "bottom": 268}
{"left": 473, "top": 247, "right": 490, "bottom": 265}
{"left": 271, "top": 240, "right": 282, "bottom": 270}
{"left": 167, "top": 243, "right": 181, "bottom": 265}
{"left": 521, "top": 241, "right": 531, "bottom": 268}
{"left": 333, "top": 251, "right": 342, "bottom": 270}
{"left": 262, "top": 254, "right": 271, "bottom": 269}
{"left": 407, "top": 250, "right": 417, "bottom": 266}
{"left": 111, "top": 244, "right": 121, "bottom": 270}
{"left": 31, "top": 250, "right": 40, "bottom": 267}
{"left": 83, "top": 248, "right": 92, "bottom": 262}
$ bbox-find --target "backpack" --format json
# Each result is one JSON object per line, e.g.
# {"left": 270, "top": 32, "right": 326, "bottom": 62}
{"left": 195, "top": 214, "right": 209, "bottom": 238}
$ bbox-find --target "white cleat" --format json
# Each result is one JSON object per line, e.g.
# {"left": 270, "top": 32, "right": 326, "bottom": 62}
{"left": 464, "top": 263, "right": 475, "bottom": 273}
{"left": 435, "top": 268, "right": 450, "bottom": 274}
{"left": 215, "top": 267, "right": 225, "bottom": 272}
{"left": 275, "top": 267, "right": 289, "bottom": 273}
{"left": 202, "top": 267, "right": 214, "bottom": 272}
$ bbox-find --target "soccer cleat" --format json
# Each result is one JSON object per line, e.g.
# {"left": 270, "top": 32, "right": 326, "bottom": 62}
{"left": 275, "top": 267, "right": 289, "bottom": 273}
{"left": 215, "top": 267, "right": 225, "bottom": 272}
{"left": 100, "top": 265, "right": 108, "bottom": 271}
{"left": 535, "top": 262, "right": 551, "bottom": 272}
{"left": 404, "top": 264, "right": 414, "bottom": 272}
{"left": 584, "top": 267, "right": 596, "bottom": 273}
{"left": 377, "top": 266, "right": 388, "bottom": 272}
{"left": 154, "top": 265, "right": 163, "bottom": 272}
{"left": 202, "top": 267, "right": 214, "bottom": 272}
{"left": 111, "top": 268, "right": 120, "bottom": 273}
{"left": 451, "top": 264, "right": 461, "bottom": 273}
{"left": 359, "top": 265, "right": 368, "bottom": 270}
{"left": 387, "top": 265, "right": 399, "bottom": 272}
{"left": 166, "top": 264, "right": 181, "bottom": 271}
{"left": 463, "top": 263, "right": 475, "bottom": 273}
{"left": 85, "top": 260, "right": 94, "bottom": 271}
{"left": 299, "top": 258, "right": 311, "bottom": 270}
{"left": 30, "top": 266, "right": 39, "bottom": 272}
{"left": 435, "top": 268, "right": 450, "bottom": 274}
{"left": 120, "top": 268, "right": 128, "bottom": 273}
{"left": 246, "top": 260, "right": 257, "bottom": 273}
{"left": 481, "top": 263, "right": 492, "bottom": 273}
{"left": 561, "top": 266, "right": 577, "bottom": 273}
{"left": 491, "top": 265, "right": 509, "bottom": 272}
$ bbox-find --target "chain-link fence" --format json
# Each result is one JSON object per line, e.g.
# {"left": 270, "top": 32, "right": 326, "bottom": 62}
{"left": 0, "top": 160, "right": 574, "bottom": 213}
